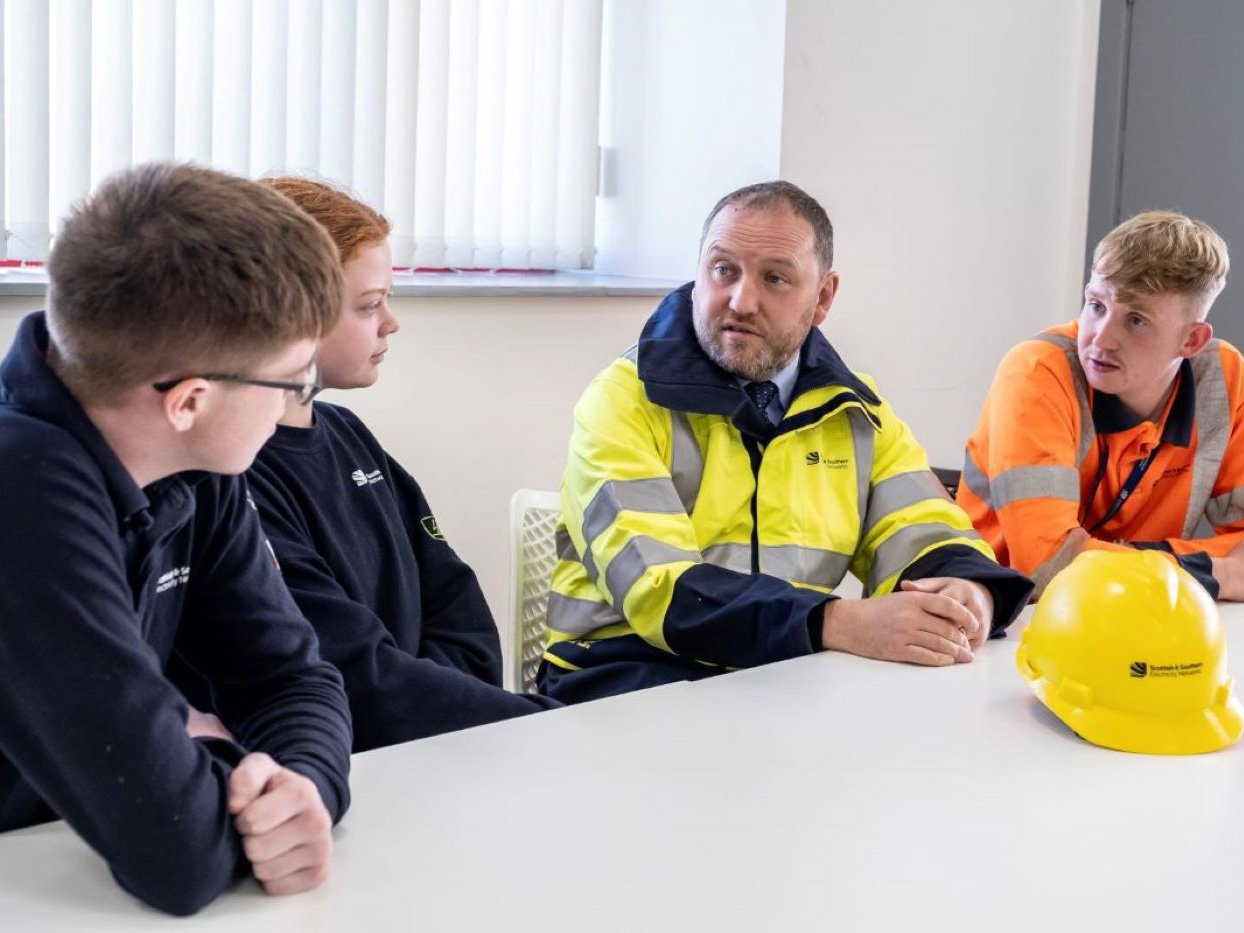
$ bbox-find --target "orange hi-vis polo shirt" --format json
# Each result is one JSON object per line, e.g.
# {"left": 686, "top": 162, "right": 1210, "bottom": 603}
{"left": 958, "top": 321, "right": 1244, "bottom": 597}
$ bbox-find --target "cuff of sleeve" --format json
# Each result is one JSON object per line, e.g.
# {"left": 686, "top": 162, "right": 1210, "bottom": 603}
{"left": 1178, "top": 551, "right": 1219, "bottom": 599}
{"left": 807, "top": 597, "right": 837, "bottom": 651}
{"left": 195, "top": 736, "right": 248, "bottom": 768}
{"left": 897, "top": 544, "right": 1035, "bottom": 636}
{"left": 1131, "top": 542, "right": 1219, "bottom": 599}
{"left": 284, "top": 761, "right": 350, "bottom": 826}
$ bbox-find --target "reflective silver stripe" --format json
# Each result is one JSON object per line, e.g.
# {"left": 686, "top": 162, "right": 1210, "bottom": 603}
{"left": 1031, "top": 333, "right": 1075, "bottom": 352}
{"left": 964, "top": 333, "right": 1094, "bottom": 512}
{"left": 546, "top": 592, "right": 623, "bottom": 636}
{"left": 555, "top": 524, "right": 598, "bottom": 582}
{"left": 555, "top": 526, "right": 577, "bottom": 562}
{"left": 604, "top": 535, "right": 699, "bottom": 607}
{"left": 961, "top": 451, "right": 991, "bottom": 502}
{"left": 848, "top": 409, "right": 876, "bottom": 531}
{"left": 760, "top": 544, "right": 852, "bottom": 587}
{"left": 703, "top": 542, "right": 752, "bottom": 573}
{"left": 863, "top": 470, "right": 947, "bottom": 537}
{"left": 1070, "top": 369, "right": 1094, "bottom": 467}
{"left": 1185, "top": 344, "right": 1231, "bottom": 538}
{"left": 1205, "top": 486, "right": 1244, "bottom": 528}
{"left": 581, "top": 548, "right": 599, "bottom": 585}
{"left": 867, "top": 522, "right": 981, "bottom": 593}
{"left": 989, "top": 464, "right": 1081, "bottom": 508}
{"left": 668, "top": 411, "right": 704, "bottom": 515}
{"left": 582, "top": 478, "right": 685, "bottom": 548}
{"left": 1030, "top": 529, "right": 1087, "bottom": 597}
{"left": 959, "top": 455, "right": 1079, "bottom": 510}
{"left": 1031, "top": 332, "right": 1095, "bottom": 467}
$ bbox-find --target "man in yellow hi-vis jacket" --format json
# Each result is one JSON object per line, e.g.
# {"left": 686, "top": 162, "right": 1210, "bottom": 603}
{"left": 540, "top": 181, "right": 1033, "bottom": 703}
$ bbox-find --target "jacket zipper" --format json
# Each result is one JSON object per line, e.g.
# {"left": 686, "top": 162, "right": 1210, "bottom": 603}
{"left": 742, "top": 434, "right": 764, "bottom": 574}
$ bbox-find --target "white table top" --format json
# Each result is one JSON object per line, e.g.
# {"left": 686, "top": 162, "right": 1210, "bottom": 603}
{"left": 3, "top": 607, "right": 1244, "bottom": 931}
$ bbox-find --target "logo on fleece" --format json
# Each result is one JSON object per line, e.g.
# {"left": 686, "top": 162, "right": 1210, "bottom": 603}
{"left": 155, "top": 566, "right": 191, "bottom": 594}
{"left": 351, "top": 468, "right": 385, "bottom": 487}
{"left": 421, "top": 515, "right": 446, "bottom": 541}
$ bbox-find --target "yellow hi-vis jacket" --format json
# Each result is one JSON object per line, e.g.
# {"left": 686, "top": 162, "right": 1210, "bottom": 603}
{"left": 543, "top": 285, "right": 1030, "bottom": 686}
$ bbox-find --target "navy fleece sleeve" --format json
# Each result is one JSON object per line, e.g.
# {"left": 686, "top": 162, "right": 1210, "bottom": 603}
{"left": 0, "top": 446, "right": 248, "bottom": 916}
{"left": 388, "top": 458, "right": 510, "bottom": 682}
{"left": 248, "top": 470, "right": 557, "bottom": 753}
{"left": 175, "top": 477, "right": 353, "bottom": 821}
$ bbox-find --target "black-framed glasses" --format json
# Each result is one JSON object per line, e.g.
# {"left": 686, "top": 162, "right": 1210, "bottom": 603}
{"left": 152, "top": 367, "right": 323, "bottom": 406}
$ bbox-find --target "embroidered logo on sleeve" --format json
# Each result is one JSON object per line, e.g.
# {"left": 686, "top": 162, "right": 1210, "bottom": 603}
{"left": 350, "top": 468, "right": 385, "bottom": 487}
{"left": 155, "top": 566, "right": 191, "bottom": 594}
{"left": 421, "top": 515, "right": 446, "bottom": 540}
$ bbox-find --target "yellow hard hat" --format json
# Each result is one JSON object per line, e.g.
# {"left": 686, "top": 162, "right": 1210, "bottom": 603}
{"left": 1016, "top": 549, "right": 1243, "bottom": 754}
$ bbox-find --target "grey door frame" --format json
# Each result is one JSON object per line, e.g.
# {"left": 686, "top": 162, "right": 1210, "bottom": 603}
{"left": 1085, "top": 0, "right": 1134, "bottom": 277}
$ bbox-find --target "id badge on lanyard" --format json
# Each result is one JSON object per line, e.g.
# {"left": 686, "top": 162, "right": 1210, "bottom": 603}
{"left": 1082, "top": 442, "right": 1162, "bottom": 537}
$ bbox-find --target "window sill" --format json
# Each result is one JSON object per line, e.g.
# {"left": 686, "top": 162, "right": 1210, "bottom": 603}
{"left": 0, "top": 269, "right": 682, "bottom": 299}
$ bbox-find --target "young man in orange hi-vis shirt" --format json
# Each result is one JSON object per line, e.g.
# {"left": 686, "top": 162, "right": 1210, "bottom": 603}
{"left": 959, "top": 210, "right": 1244, "bottom": 599}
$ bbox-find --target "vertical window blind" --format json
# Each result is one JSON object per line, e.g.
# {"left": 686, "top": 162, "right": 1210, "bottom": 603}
{"left": 2, "top": 0, "right": 603, "bottom": 268}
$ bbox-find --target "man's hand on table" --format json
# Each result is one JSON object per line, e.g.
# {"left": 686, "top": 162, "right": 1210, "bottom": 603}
{"left": 820, "top": 578, "right": 993, "bottom": 664}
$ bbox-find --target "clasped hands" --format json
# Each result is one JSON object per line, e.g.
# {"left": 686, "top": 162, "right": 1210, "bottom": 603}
{"left": 821, "top": 577, "right": 994, "bottom": 666}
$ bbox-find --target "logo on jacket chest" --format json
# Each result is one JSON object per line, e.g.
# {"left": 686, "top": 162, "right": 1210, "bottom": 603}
{"left": 805, "top": 450, "right": 848, "bottom": 469}
{"left": 350, "top": 468, "right": 385, "bottom": 487}
{"left": 1158, "top": 464, "right": 1191, "bottom": 482}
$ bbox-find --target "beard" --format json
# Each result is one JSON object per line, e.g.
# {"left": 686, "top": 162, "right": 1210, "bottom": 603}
{"left": 693, "top": 307, "right": 812, "bottom": 382}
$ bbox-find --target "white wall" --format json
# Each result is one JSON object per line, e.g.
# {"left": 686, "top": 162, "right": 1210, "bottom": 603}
{"left": 781, "top": 0, "right": 1100, "bottom": 466}
{"left": 592, "top": 0, "right": 786, "bottom": 278}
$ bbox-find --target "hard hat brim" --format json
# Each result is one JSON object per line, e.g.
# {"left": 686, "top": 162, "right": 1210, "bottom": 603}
{"left": 1023, "top": 674, "right": 1244, "bottom": 755}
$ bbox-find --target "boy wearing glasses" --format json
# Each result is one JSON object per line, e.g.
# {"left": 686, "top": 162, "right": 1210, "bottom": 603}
{"left": 0, "top": 163, "right": 352, "bottom": 915}
{"left": 959, "top": 211, "right": 1244, "bottom": 599}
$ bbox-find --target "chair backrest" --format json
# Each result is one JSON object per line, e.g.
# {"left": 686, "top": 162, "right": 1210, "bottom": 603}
{"left": 932, "top": 466, "right": 961, "bottom": 500}
{"left": 508, "top": 489, "right": 562, "bottom": 694}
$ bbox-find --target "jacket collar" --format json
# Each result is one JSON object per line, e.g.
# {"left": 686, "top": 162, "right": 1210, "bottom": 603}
{"left": 0, "top": 311, "right": 154, "bottom": 523}
{"left": 1091, "top": 357, "right": 1195, "bottom": 447}
{"left": 635, "top": 282, "right": 880, "bottom": 426}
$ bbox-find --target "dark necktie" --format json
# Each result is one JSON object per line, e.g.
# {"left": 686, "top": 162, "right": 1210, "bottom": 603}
{"left": 745, "top": 380, "right": 779, "bottom": 425}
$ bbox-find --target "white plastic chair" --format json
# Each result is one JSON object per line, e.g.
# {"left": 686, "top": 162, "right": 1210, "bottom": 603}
{"left": 508, "top": 489, "right": 562, "bottom": 694}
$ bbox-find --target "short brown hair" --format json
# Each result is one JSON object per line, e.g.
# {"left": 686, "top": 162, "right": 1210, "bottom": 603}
{"left": 46, "top": 162, "right": 343, "bottom": 404}
{"left": 1093, "top": 210, "right": 1229, "bottom": 313}
{"left": 261, "top": 176, "right": 390, "bottom": 264}
{"left": 701, "top": 180, "right": 834, "bottom": 273}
